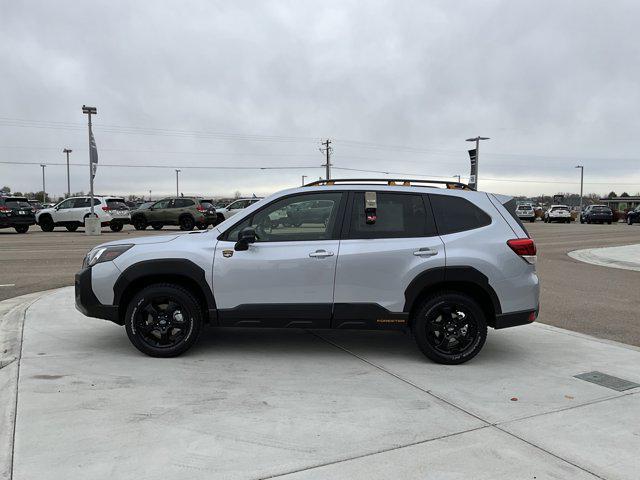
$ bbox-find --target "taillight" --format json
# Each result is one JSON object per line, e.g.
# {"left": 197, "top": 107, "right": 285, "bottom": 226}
{"left": 0, "top": 206, "right": 10, "bottom": 213}
{"left": 196, "top": 205, "right": 206, "bottom": 213}
{"left": 102, "top": 206, "right": 111, "bottom": 212}
{"left": 507, "top": 238, "right": 536, "bottom": 264}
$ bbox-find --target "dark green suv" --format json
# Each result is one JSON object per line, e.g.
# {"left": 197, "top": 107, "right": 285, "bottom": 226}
{"left": 131, "top": 197, "right": 209, "bottom": 231}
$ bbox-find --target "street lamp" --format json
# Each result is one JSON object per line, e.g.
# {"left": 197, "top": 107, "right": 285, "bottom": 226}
{"left": 63, "top": 148, "right": 72, "bottom": 197}
{"left": 302, "top": 175, "right": 307, "bottom": 186}
{"left": 575, "top": 165, "right": 584, "bottom": 212}
{"left": 40, "top": 164, "right": 46, "bottom": 202}
{"left": 465, "top": 136, "right": 490, "bottom": 189}
{"left": 175, "top": 169, "right": 181, "bottom": 197}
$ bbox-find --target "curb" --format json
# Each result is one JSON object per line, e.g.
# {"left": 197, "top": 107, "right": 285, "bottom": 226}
{"left": 568, "top": 243, "right": 640, "bottom": 272}
{"left": 0, "top": 291, "right": 51, "bottom": 480}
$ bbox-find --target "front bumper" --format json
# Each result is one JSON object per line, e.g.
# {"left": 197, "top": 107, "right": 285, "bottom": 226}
{"left": 75, "top": 268, "right": 120, "bottom": 323}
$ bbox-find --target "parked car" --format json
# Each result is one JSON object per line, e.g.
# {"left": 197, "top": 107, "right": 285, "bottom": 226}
{"left": 215, "top": 197, "right": 262, "bottom": 221}
{"left": 76, "top": 178, "right": 539, "bottom": 365}
{"left": 199, "top": 199, "right": 224, "bottom": 228}
{"left": 515, "top": 204, "right": 536, "bottom": 223}
{"left": 626, "top": 205, "right": 640, "bottom": 225}
{"left": 544, "top": 205, "right": 571, "bottom": 223}
{"left": 36, "top": 196, "right": 130, "bottom": 232}
{"left": 580, "top": 205, "right": 613, "bottom": 224}
{"left": 130, "top": 197, "right": 209, "bottom": 231}
{"left": 27, "top": 199, "right": 45, "bottom": 212}
{"left": 0, "top": 196, "right": 36, "bottom": 233}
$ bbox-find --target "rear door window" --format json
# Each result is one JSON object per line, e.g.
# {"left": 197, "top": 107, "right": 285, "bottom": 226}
{"left": 431, "top": 194, "right": 492, "bottom": 235}
{"left": 347, "top": 192, "right": 434, "bottom": 239}
{"left": 106, "top": 199, "right": 129, "bottom": 210}
{"left": 174, "top": 199, "right": 194, "bottom": 208}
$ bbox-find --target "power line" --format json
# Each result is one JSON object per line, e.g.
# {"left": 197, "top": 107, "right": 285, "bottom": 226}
{"left": 0, "top": 160, "right": 320, "bottom": 171}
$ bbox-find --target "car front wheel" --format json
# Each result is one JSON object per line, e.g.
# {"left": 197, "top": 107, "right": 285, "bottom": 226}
{"left": 14, "top": 225, "right": 29, "bottom": 233}
{"left": 39, "top": 215, "right": 54, "bottom": 232}
{"left": 124, "top": 284, "right": 203, "bottom": 357}
{"left": 132, "top": 216, "right": 147, "bottom": 230}
{"left": 412, "top": 292, "right": 487, "bottom": 365}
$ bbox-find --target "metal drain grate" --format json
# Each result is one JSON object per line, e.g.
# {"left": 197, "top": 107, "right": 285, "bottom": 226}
{"left": 574, "top": 371, "right": 640, "bottom": 392}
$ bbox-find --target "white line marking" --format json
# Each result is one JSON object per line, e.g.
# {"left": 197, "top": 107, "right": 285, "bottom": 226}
{"left": 0, "top": 284, "right": 16, "bottom": 287}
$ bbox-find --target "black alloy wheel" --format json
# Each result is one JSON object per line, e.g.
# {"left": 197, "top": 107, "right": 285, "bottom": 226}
{"left": 39, "top": 215, "right": 54, "bottom": 232}
{"left": 125, "top": 284, "right": 202, "bottom": 357}
{"left": 132, "top": 216, "right": 147, "bottom": 230}
{"left": 66, "top": 224, "right": 79, "bottom": 232}
{"left": 110, "top": 222, "right": 123, "bottom": 232}
{"left": 179, "top": 215, "right": 195, "bottom": 231}
{"left": 413, "top": 292, "right": 487, "bottom": 364}
{"left": 14, "top": 225, "right": 29, "bottom": 233}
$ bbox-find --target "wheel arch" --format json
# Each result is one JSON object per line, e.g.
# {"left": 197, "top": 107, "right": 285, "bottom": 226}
{"left": 114, "top": 259, "right": 216, "bottom": 325}
{"left": 404, "top": 266, "right": 501, "bottom": 328}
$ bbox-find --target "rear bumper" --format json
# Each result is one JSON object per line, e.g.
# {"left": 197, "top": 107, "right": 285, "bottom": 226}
{"left": 0, "top": 216, "right": 36, "bottom": 227}
{"left": 494, "top": 309, "right": 538, "bottom": 329}
{"left": 75, "top": 268, "right": 120, "bottom": 324}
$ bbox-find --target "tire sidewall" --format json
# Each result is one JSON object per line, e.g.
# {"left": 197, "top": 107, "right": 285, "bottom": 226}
{"left": 179, "top": 215, "right": 195, "bottom": 231}
{"left": 413, "top": 293, "right": 487, "bottom": 365}
{"left": 124, "top": 285, "right": 203, "bottom": 357}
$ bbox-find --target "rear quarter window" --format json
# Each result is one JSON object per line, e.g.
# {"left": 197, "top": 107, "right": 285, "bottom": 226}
{"left": 430, "top": 195, "right": 492, "bottom": 235}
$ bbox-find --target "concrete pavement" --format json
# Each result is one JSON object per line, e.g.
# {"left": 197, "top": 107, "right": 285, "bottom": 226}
{"left": 2, "top": 288, "right": 640, "bottom": 479}
{"left": 568, "top": 243, "right": 640, "bottom": 272}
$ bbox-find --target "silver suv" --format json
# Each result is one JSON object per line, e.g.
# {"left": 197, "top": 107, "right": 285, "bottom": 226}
{"left": 75, "top": 179, "right": 539, "bottom": 364}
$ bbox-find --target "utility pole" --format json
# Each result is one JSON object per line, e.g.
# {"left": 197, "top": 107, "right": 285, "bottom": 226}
{"left": 465, "top": 136, "right": 490, "bottom": 189}
{"left": 40, "top": 164, "right": 46, "bottom": 202}
{"left": 320, "top": 139, "right": 332, "bottom": 180}
{"left": 175, "top": 169, "right": 181, "bottom": 196}
{"left": 63, "top": 148, "right": 72, "bottom": 197}
{"left": 149, "top": 190, "right": 152, "bottom": 201}
{"left": 575, "top": 165, "right": 584, "bottom": 212}
{"left": 301, "top": 175, "right": 307, "bottom": 186}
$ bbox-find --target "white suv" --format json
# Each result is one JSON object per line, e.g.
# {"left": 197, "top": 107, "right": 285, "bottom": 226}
{"left": 75, "top": 179, "right": 539, "bottom": 364}
{"left": 215, "top": 197, "right": 262, "bottom": 221}
{"left": 543, "top": 204, "right": 572, "bottom": 223}
{"left": 37, "top": 196, "right": 131, "bottom": 232}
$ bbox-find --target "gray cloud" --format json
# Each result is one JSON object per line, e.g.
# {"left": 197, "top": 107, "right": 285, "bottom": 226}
{"left": 1, "top": 0, "right": 639, "bottom": 199}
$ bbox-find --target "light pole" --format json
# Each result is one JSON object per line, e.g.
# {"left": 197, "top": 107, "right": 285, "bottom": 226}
{"left": 465, "top": 136, "right": 490, "bottom": 189}
{"left": 575, "top": 165, "right": 584, "bottom": 212}
{"left": 149, "top": 190, "right": 152, "bottom": 201}
{"left": 452, "top": 174, "right": 461, "bottom": 183}
{"left": 302, "top": 175, "right": 307, "bottom": 186}
{"left": 40, "top": 164, "right": 46, "bottom": 202}
{"left": 175, "top": 169, "right": 181, "bottom": 197}
{"left": 63, "top": 148, "right": 72, "bottom": 197}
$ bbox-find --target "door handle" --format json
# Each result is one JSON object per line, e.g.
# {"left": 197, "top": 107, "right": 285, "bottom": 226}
{"left": 413, "top": 248, "right": 438, "bottom": 257}
{"left": 309, "top": 249, "right": 334, "bottom": 258}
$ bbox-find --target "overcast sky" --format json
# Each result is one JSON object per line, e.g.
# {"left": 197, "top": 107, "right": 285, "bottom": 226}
{"left": 1, "top": 0, "right": 639, "bottom": 199}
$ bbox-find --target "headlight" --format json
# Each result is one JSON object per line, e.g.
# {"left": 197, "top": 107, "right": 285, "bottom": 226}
{"left": 84, "top": 244, "right": 133, "bottom": 267}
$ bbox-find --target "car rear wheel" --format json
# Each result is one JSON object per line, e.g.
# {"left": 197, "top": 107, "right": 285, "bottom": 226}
{"left": 132, "top": 216, "right": 147, "bottom": 230}
{"left": 152, "top": 223, "right": 163, "bottom": 230}
{"left": 66, "top": 224, "right": 79, "bottom": 232}
{"left": 39, "top": 215, "right": 54, "bottom": 232}
{"left": 628, "top": 217, "right": 634, "bottom": 225}
{"left": 14, "top": 225, "right": 29, "bottom": 233}
{"left": 179, "top": 215, "right": 195, "bottom": 231}
{"left": 110, "top": 222, "right": 123, "bottom": 232}
{"left": 412, "top": 292, "right": 487, "bottom": 365}
{"left": 124, "top": 284, "right": 203, "bottom": 357}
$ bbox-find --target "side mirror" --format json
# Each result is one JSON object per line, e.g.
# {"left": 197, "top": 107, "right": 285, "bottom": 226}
{"left": 234, "top": 226, "right": 257, "bottom": 251}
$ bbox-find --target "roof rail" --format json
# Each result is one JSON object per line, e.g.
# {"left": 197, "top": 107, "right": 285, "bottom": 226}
{"left": 303, "top": 178, "right": 474, "bottom": 190}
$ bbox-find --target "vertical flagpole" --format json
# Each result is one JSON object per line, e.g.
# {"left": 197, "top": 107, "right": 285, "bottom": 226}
{"left": 88, "top": 112, "right": 94, "bottom": 217}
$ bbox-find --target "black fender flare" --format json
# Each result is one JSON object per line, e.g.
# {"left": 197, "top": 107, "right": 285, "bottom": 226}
{"left": 403, "top": 266, "right": 502, "bottom": 315}
{"left": 113, "top": 259, "right": 216, "bottom": 320}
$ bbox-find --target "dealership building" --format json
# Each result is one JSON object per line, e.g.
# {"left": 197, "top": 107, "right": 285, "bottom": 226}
{"left": 599, "top": 195, "right": 640, "bottom": 211}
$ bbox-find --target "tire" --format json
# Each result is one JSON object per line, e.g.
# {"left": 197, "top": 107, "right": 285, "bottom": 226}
{"left": 179, "top": 215, "right": 195, "bottom": 231}
{"left": 412, "top": 291, "right": 487, "bottom": 365}
{"left": 152, "top": 224, "right": 163, "bottom": 230}
{"left": 14, "top": 225, "right": 29, "bottom": 233}
{"left": 132, "top": 216, "right": 147, "bottom": 230}
{"left": 628, "top": 217, "right": 633, "bottom": 225}
{"left": 529, "top": 218, "right": 535, "bottom": 223}
{"left": 196, "top": 222, "right": 207, "bottom": 230}
{"left": 607, "top": 221, "right": 611, "bottom": 225}
{"left": 124, "top": 284, "right": 203, "bottom": 357}
{"left": 215, "top": 213, "right": 225, "bottom": 226}
{"left": 39, "top": 215, "right": 54, "bottom": 232}
{"left": 580, "top": 219, "right": 584, "bottom": 224}
{"left": 110, "top": 222, "right": 123, "bottom": 232}
{"left": 66, "top": 224, "right": 79, "bottom": 232}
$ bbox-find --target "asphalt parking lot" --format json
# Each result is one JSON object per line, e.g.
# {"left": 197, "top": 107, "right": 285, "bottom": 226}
{"left": 0, "top": 221, "right": 638, "bottom": 344}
